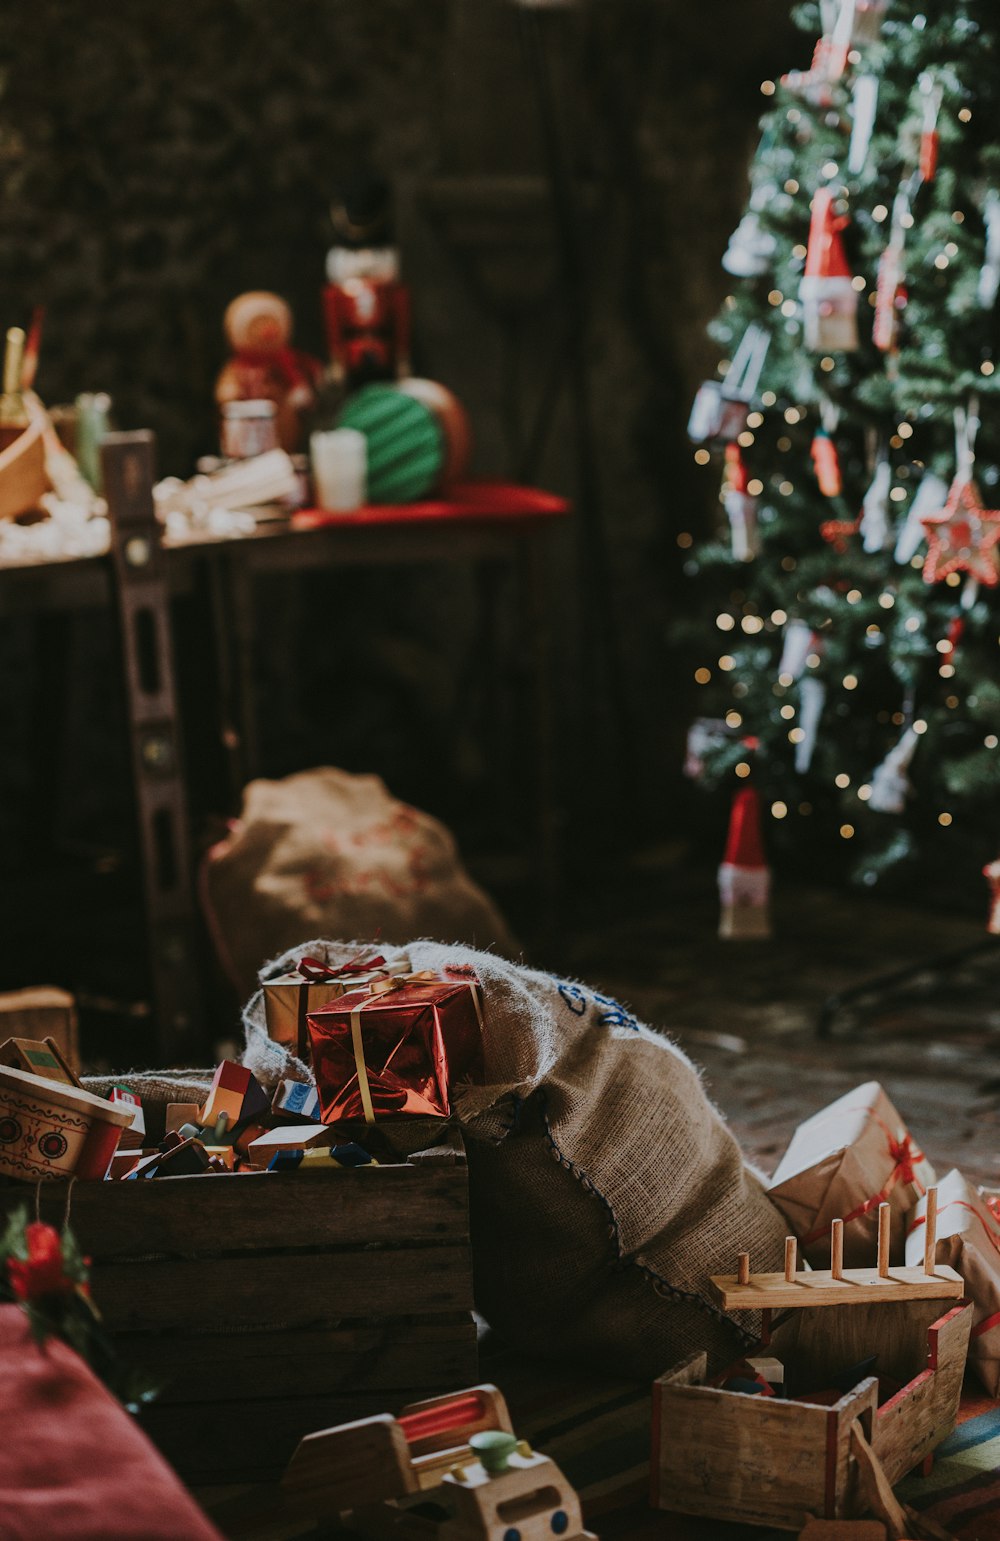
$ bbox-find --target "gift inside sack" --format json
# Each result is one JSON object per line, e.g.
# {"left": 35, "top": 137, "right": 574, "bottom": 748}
{"left": 306, "top": 970, "right": 485, "bottom": 1125}
{"left": 906, "top": 1167, "right": 1000, "bottom": 1397}
{"left": 262, "top": 952, "right": 412, "bottom": 1060}
{"left": 768, "top": 1080, "right": 935, "bottom": 1267}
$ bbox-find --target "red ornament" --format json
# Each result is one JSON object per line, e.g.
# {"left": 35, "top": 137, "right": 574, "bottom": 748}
{"left": 985, "top": 856, "right": 1000, "bottom": 935}
{"left": 7, "top": 1223, "right": 77, "bottom": 1303}
{"left": 811, "top": 429, "right": 843, "bottom": 497}
{"left": 921, "top": 478, "right": 1000, "bottom": 587}
{"left": 820, "top": 512, "right": 861, "bottom": 554}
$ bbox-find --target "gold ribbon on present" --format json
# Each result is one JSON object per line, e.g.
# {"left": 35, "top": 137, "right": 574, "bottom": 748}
{"left": 347, "top": 969, "right": 484, "bottom": 1126}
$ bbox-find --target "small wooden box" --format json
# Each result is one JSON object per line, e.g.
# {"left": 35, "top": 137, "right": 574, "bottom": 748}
{"left": 652, "top": 1301, "right": 972, "bottom": 1531}
{"left": 1, "top": 1146, "right": 476, "bottom": 1484}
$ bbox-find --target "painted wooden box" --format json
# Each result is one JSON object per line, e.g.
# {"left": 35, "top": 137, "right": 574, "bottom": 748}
{"left": 651, "top": 1299, "right": 972, "bottom": 1531}
{"left": 0, "top": 1146, "right": 476, "bottom": 1485}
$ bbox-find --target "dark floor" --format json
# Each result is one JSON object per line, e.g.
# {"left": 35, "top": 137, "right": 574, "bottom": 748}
{"left": 555, "top": 866, "right": 1000, "bottom": 1191}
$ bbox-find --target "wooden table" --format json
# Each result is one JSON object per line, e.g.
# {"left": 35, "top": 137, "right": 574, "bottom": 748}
{"left": 0, "top": 436, "right": 568, "bottom": 1061}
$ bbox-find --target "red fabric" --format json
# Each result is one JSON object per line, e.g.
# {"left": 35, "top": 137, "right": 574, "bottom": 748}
{"left": 805, "top": 187, "right": 852, "bottom": 278}
{"left": 722, "top": 786, "right": 767, "bottom": 869}
{"left": 291, "top": 479, "right": 570, "bottom": 531}
{"left": 0, "top": 1305, "right": 222, "bottom": 1540}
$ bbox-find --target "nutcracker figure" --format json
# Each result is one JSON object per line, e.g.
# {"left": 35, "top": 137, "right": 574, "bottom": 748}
{"left": 322, "top": 174, "right": 411, "bottom": 390}
{"left": 215, "top": 291, "right": 322, "bottom": 454}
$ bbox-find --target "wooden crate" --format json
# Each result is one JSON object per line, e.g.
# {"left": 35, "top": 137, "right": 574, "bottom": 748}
{"left": 651, "top": 1301, "right": 972, "bottom": 1531}
{"left": 4, "top": 1154, "right": 477, "bottom": 1484}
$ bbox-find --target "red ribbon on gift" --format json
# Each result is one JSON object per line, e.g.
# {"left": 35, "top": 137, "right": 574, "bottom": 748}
{"left": 296, "top": 952, "right": 385, "bottom": 984}
{"left": 907, "top": 1198, "right": 1000, "bottom": 1261}
{"left": 802, "top": 1118, "right": 927, "bottom": 1247}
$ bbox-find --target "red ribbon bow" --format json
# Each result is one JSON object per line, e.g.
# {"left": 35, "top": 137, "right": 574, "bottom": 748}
{"left": 296, "top": 952, "right": 385, "bottom": 984}
{"left": 886, "top": 1134, "right": 923, "bottom": 1189}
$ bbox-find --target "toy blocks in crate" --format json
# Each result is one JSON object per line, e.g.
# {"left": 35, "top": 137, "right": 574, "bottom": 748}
{"left": 652, "top": 1194, "right": 972, "bottom": 1531}
{"left": 0, "top": 1124, "right": 476, "bottom": 1484}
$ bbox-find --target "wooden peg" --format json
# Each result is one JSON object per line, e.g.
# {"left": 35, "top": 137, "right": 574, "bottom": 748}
{"left": 877, "top": 1202, "right": 890, "bottom": 1279}
{"left": 924, "top": 1186, "right": 938, "bottom": 1276}
{"left": 784, "top": 1236, "right": 797, "bottom": 1283}
{"left": 738, "top": 1252, "right": 750, "bottom": 1286}
{"left": 831, "top": 1219, "right": 844, "bottom": 1281}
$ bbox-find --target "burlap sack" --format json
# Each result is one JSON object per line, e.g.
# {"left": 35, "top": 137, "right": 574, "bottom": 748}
{"left": 201, "top": 768, "right": 517, "bottom": 999}
{"left": 243, "top": 939, "right": 788, "bottom": 1378}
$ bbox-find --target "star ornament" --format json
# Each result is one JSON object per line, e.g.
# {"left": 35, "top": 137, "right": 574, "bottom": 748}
{"left": 921, "top": 477, "right": 1000, "bottom": 587}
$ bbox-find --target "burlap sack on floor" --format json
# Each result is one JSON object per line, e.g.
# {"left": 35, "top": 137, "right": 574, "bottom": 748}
{"left": 201, "top": 768, "right": 517, "bottom": 999}
{"left": 243, "top": 939, "right": 788, "bottom": 1378}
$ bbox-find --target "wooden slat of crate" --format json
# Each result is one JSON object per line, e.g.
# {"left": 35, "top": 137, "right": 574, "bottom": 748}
{"left": 652, "top": 1352, "right": 879, "bottom": 1529}
{"left": 127, "top": 1317, "right": 478, "bottom": 1402}
{"left": 96, "top": 1246, "right": 472, "bottom": 1331}
{"left": 28, "top": 1165, "right": 468, "bottom": 1259}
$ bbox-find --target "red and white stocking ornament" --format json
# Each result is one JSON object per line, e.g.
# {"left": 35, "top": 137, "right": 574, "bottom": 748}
{"left": 721, "top": 443, "right": 759, "bottom": 561}
{"left": 718, "top": 783, "right": 772, "bottom": 940}
{"left": 800, "top": 188, "right": 859, "bottom": 354}
{"left": 868, "top": 725, "right": 919, "bottom": 815}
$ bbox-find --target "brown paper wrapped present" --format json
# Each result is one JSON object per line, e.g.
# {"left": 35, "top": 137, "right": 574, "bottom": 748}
{"left": 768, "top": 1081, "right": 935, "bottom": 1267}
{"left": 262, "top": 953, "right": 409, "bottom": 1060}
{"left": 906, "top": 1168, "right": 1000, "bottom": 1396}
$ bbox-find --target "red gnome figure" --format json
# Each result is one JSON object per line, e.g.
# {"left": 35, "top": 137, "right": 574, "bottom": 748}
{"left": 799, "top": 188, "right": 859, "bottom": 354}
{"left": 215, "top": 291, "right": 322, "bottom": 453}
{"left": 718, "top": 784, "right": 772, "bottom": 940}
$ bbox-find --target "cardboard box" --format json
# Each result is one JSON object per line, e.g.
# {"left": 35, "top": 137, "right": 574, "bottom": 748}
{"left": 906, "top": 1168, "right": 1000, "bottom": 1396}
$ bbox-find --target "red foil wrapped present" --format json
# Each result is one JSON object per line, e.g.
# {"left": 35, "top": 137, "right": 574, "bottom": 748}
{"left": 306, "top": 971, "right": 485, "bottom": 1126}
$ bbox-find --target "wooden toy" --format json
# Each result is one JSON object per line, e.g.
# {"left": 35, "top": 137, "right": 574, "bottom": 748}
{"left": 0, "top": 1035, "right": 81, "bottom": 1088}
{"left": 199, "top": 1061, "right": 269, "bottom": 1132}
{"left": 272, "top": 1078, "right": 321, "bottom": 1121}
{"left": 165, "top": 1102, "right": 201, "bottom": 1134}
{"left": 267, "top": 1143, "right": 376, "bottom": 1173}
{"left": 108, "top": 1149, "right": 143, "bottom": 1180}
{"left": 108, "top": 1085, "right": 145, "bottom": 1150}
{"left": 245, "top": 1124, "right": 338, "bottom": 1170}
{"left": 0, "top": 988, "right": 79, "bottom": 1072}
{"left": 652, "top": 1194, "right": 972, "bottom": 1531}
{"left": 0, "top": 1065, "right": 132, "bottom": 1181}
{"left": 0, "top": 1122, "right": 476, "bottom": 1484}
{"left": 283, "top": 1383, "right": 595, "bottom": 1541}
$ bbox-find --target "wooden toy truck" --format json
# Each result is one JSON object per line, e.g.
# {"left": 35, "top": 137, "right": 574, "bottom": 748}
{"left": 652, "top": 1192, "right": 972, "bottom": 1531}
{"left": 284, "top": 1384, "right": 596, "bottom": 1541}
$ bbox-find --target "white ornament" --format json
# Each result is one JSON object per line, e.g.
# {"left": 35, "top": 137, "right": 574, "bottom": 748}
{"left": 979, "top": 192, "right": 1000, "bottom": 310}
{"left": 861, "top": 454, "right": 893, "bottom": 553}
{"left": 894, "top": 472, "right": 950, "bottom": 564}
{"left": 868, "top": 726, "right": 919, "bottom": 814}
{"left": 723, "top": 489, "right": 759, "bottom": 561}
{"left": 779, "top": 619, "right": 814, "bottom": 681}
{"left": 722, "top": 211, "right": 777, "bottom": 278}
{"left": 848, "top": 76, "right": 879, "bottom": 175}
{"left": 795, "top": 677, "right": 827, "bottom": 774}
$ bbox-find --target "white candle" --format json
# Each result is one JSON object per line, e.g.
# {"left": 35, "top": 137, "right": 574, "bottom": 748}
{"left": 310, "top": 428, "right": 367, "bottom": 512}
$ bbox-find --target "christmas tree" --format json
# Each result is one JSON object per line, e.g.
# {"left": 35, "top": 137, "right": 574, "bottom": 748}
{"left": 688, "top": 0, "right": 1000, "bottom": 915}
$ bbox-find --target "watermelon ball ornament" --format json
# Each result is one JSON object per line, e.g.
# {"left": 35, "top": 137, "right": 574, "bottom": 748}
{"left": 336, "top": 379, "right": 471, "bottom": 504}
